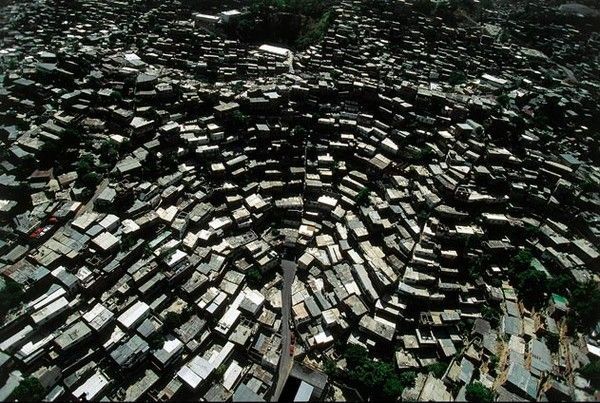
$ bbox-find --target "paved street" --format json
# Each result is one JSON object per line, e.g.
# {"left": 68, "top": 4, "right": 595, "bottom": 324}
{"left": 271, "top": 259, "right": 297, "bottom": 401}
{"left": 75, "top": 178, "right": 109, "bottom": 217}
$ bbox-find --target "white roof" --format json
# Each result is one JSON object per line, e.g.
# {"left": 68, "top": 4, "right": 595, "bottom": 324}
{"left": 209, "top": 342, "right": 235, "bottom": 368}
{"left": 98, "top": 214, "right": 120, "bottom": 230}
{"left": 72, "top": 212, "right": 98, "bottom": 230}
{"left": 122, "top": 218, "right": 140, "bottom": 234}
{"left": 83, "top": 303, "right": 114, "bottom": 331}
{"left": 73, "top": 371, "right": 110, "bottom": 400}
{"left": 31, "top": 296, "right": 69, "bottom": 325}
{"left": 166, "top": 249, "right": 187, "bottom": 268}
{"left": 163, "top": 337, "right": 184, "bottom": 354}
{"left": 92, "top": 232, "right": 119, "bottom": 251}
{"left": 223, "top": 361, "right": 243, "bottom": 391}
{"left": 117, "top": 301, "right": 149, "bottom": 330}
{"left": 178, "top": 366, "right": 203, "bottom": 389}
{"left": 178, "top": 356, "right": 214, "bottom": 389}
{"left": 294, "top": 381, "right": 314, "bottom": 402}
{"left": 193, "top": 13, "right": 220, "bottom": 22}
{"left": 258, "top": 44, "right": 291, "bottom": 57}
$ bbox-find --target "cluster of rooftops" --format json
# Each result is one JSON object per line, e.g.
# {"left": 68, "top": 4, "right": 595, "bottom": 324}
{"left": 0, "top": 0, "right": 599, "bottom": 401}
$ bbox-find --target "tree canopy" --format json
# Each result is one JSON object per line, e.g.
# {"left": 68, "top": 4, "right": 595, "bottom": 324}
{"left": 341, "top": 345, "right": 416, "bottom": 399}
{"left": 0, "top": 278, "right": 24, "bottom": 317}
{"left": 465, "top": 381, "right": 494, "bottom": 402}
{"left": 10, "top": 377, "right": 45, "bottom": 402}
{"left": 579, "top": 359, "right": 600, "bottom": 389}
{"left": 570, "top": 282, "right": 600, "bottom": 330}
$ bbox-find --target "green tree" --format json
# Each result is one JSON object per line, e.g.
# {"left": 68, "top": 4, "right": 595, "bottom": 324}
{"left": 480, "top": 0, "right": 493, "bottom": 8}
{"left": 0, "top": 279, "right": 24, "bottom": 316}
{"left": 323, "top": 359, "right": 338, "bottom": 377}
{"left": 548, "top": 274, "right": 575, "bottom": 295}
{"left": 148, "top": 333, "right": 165, "bottom": 350}
{"left": 481, "top": 305, "right": 500, "bottom": 327}
{"left": 398, "top": 371, "right": 417, "bottom": 388}
{"left": 579, "top": 360, "right": 600, "bottom": 389}
{"left": 508, "top": 248, "right": 533, "bottom": 274}
{"left": 545, "top": 333, "right": 559, "bottom": 353}
{"left": 581, "top": 179, "right": 599, "bottom": 194}
{"left": 164, "top": 312, "right": 183, "bottom": 329}
{"left": 496, "top": 93, "right": 510, "bottom": 108}
{"left": 355, "top": 187, "right": 370, "bottom": 206}
{"left": 80, "top": 172, "right": 101, "bottom": 189}
{"left": 76, "top": 154, "right": 95, "bottom": 177}
{"left": 99, "top": 140, "right": 119, "bottom": 164}
{"left": 465, "top": 381, "right": 494, "bottom": 402}
{"left": 414, "top": 0, "right": 435, "bottom": 14}
{"left": 489, "top": 355, "right": 499, "bottom": 371}
{"left": 111, "top": 90, "right": 123, "bottom": 101}
{"left": 516, "top": 269, "right": 547, "bottom": 305}
{"left": 449, "top": 71, "right": 466, "bottom": 86}
{"left": 230, "top": 110, "right": 248, "bottom": 130}
{"left": 10, "top": 377, "right": 45, "bottom": 402}
{"left": 214, "top": 364, "right": 227, "bottom": 380}
{"left": 426, "top": 362, "right": 449, "bottom": 378}
{"left": 523, "top": 224, "right": 542, "bottom": 240}
{"left": 38, "top": 141, "right": 61, "bottom": 167}
{"left": 570, "top": 282, "right": 600, "bottom": 330}
{"left": 343, "top": 344, "right": 369, "bottom": 368}
{"left": 161, "top": 150, "right": 179, "bottom": 172}
{"left": 292, "top": 126, "right": 307, "bottom": 137}
{"left": 382, "top": 376, "right": 405, "bottom": 399}
{"left": 246, "top": 268, "right": 263, "bottom": 289}
{"left": 295, "top": 11, "right": 333, "bottom": 49}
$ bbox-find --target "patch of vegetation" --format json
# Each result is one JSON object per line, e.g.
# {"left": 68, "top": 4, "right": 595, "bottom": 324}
{"left": 481, "top": 305, "right": 501, "bottom": 328}
{"left": 76, "top": 154, "right": 102, "bottom": 189}
{"left": 296, "top": 10, "right": 333, "bottom": 49}
{"left": 164, "top": 311, "right": 184, "bottom": 329}
{"left": 0, "top": 278, "right": 24, "bottom": 317}
{"left": 489, "top": 355, "right": 499, "bottom": 371}
{"left": 506, "top": 249, "right": 552, "bottom": 307}
{"left": 467, "top": 254, "right": 490, "bottom": 281}
{"left": 246, "top": 267, "right": 264, "bottom": 289}
{"left": 515, "top": 268, "right": 547, "bottom": 306}
{"left": 10, "top": 377, "right": 45, "bottom": 402}
{"left": 99, "top": 140, "right": 120, "bottom": 164}
{"left": 547, "top": 274, "right": 574, "bottom": 296}
{"left": 355, "top": 187, "right": 370, "bottom": 206}
{"left": 148, "top": 333, "right": 166, "bottom": 350}
{"left": 508, "top": 248, "right": 533, "bottom": 273}
{"left": 569, "top": 282, "right": 600, "bottom": 330}
{"left": 214, "top": 364, "right": 227, "bottom": 380}
{"left": 579, "top": 359, "right": 600, "bottom": 389}
{"left": 465, "top": 381, "right": 494, "bottom": 402}
{"left": 523, "top": 224, "right": 542, "bottom": 240}
{"left": 224, "top": 0, "right": 333, "bottom": 50}
{"left": 229, "top": 110, "right": 248, "bottom": 131}
{"left": 417, "top": 146, "right": 435, "bottom": 161}
{"left": 545, "top": 333, "right": 559, "bottom": 353}
{"left": 425, "top": 361, "right": 449, "bottom": 378}
{"left": 449, "top": 70, "right": 467, "bottom": 86}
{"left": 339, "top": 345, "right": 416, "bottom": 399}
{"left": 496, "top": 93, "right": 510, "bottom": 108}
{"left": 480, "top": 0, "right": 494, "bottom": 9}
{"left": 581, "top": 178, "right": 599, "bottom": 194}
{"left": 323, "top": 359, "right": 338, "bottom": 377}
